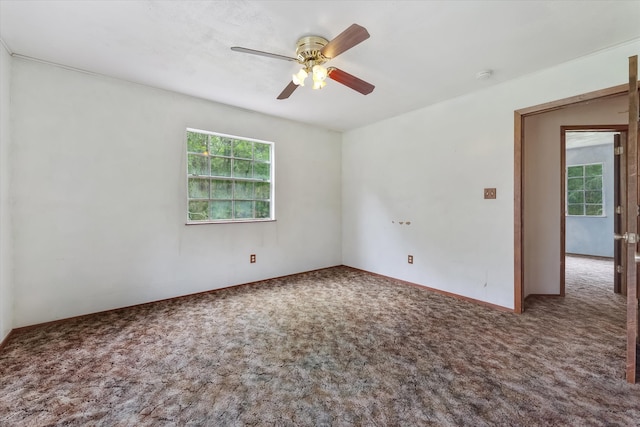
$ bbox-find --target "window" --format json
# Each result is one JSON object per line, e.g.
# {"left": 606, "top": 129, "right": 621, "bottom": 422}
{"left": 186, "top": 129, "right": 274, "bottom": 223}
{"left": 566, "top": 163, "right": 603, "bottom": 216}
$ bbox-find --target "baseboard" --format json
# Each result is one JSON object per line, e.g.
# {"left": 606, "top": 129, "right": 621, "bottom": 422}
{"left": 343, "top": 266, "right": 513, "bottom": 313}
{"left": 9, "top": 264, "right": 344, "bottom": 336}
{"left": 525, "top": 293, "right": 563, "bottom": 300}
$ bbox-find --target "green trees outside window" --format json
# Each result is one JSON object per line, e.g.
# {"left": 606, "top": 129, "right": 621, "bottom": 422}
{"left": 567, "top": 163, "right": 603, "bottom": 216}
{"left": 187, "top": 129, "right": 273, "bottom": 222}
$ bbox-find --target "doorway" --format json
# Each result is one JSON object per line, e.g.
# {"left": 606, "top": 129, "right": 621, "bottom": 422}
{"left": 514, "top": 86, "right": 631, "bottom": 313}
{"left": 518, "top": 94, "right": 629, "bottom": 306}
{"left": 562, "top": 129, "right": 624, "bottom": 296}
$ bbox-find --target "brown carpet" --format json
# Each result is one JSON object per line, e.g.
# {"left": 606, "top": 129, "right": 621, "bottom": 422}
{"left": 1, "top": 256, "right": 639, "bottom": 426}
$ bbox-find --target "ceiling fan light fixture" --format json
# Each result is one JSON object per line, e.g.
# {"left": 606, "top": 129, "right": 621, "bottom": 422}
{"left": 312, "top": 80, "right": 327, "bottom": 90}
{"left": 311, "top": 64, "right": 328, "bottom": 90}
{"left": 312, "top": 64, "right": 328, "bottom": 81}
{"left": 292, "top": 68, "right": 308, "bottom": 86}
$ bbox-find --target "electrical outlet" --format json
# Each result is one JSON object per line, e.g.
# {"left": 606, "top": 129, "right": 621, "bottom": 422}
{"left": 408, "top": 255, "right": 413, "bottom": 264}
{"left": 250, "top": 254, "right": 256, "bottom": 263}
{"left": 484, "top": 188, "right": 497, "bottom": 199}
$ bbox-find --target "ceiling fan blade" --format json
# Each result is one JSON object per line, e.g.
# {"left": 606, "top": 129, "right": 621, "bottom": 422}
{"left": 327, "top": 68, "right": 375, "bottom": 95}
{"left": 277, "top": 81, "right": 299, "bottom": 100}
{"left": 231, "top": 46, "right": 297, "bottom": 62}
{"left": 321, "top": 24, "right": 370, "bottom": 59}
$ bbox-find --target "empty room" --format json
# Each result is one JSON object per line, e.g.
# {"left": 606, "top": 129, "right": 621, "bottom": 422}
{"left": 1, "top": 1, "right": 640, "bottom": 425}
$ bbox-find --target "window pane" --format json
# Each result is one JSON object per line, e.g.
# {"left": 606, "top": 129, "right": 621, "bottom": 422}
{"left": 567, "top": 166, "right": 583, "bottom": 178}
{"left": 234, "top": 181, "right": 254, "bottom": 199}
{"left": 188, "top": 154, "right": 209, "bottom": 176}
{"left": 255, "top": 143, "right": 270, "bottom": 162}
{"left": 255, "top": 182, "right": 270, "bottom": 200}
{"left": 256, "top": 201, "right": 270, "bottom": 218}
{"left": 566, "top": 163, "right": 605, "bottom": 218}
{"left": 234, "top": 201, "right": 253, "bottom": 218}
{"left": 254, "top": 162, "right": 270, "bottom": 181}
{"left": 586, "top": 205, "right": 603, "bottom": 216}
{"left": 188, "top": 178, "right": 209, "bottom": 199}
{"left": 233, "top": 159, "right": 252, "bottom": 178}
{"left": 209, "top": 135, "right": 232, "bottom": 156}
{"left": 211, "top": 179, "right": 232, "bottom": 199}
{"left": 187, "top": 131, "right": 207, "bottom": 153}
{"left": 585, "top": 164, "right": 602, "bottom": 177}
{"left": 233, "top": 140, "right": 253, "bottom": 159}
{"left": 585, "top": 191, "right": 602, "bottom": 204}
{"left": 567, "top": 190, "right": 584, "bottom": 204}
{"left": 210, "top": 201, "right": 232, "bottom": 220}
{"left": 585, "top": 176, "right": 602, "bottom": 190}
{"left": 211, "top": 157, "right": 231, "bottom": 177}
{"left": 568, "top": 204, "right": 584, "bottom": 215}
{"left": 567, "top": 178, "right": 584, "bottom": 191}
{"left": 186, "top": 130, "right": 274, "bottom": 223}
{"left": 188, "top": 201, "right": 209, "bottom": 221}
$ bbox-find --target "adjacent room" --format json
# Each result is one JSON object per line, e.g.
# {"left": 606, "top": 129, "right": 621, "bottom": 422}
{"left": 1, "top": 1, "right": 639, "bottom": 424}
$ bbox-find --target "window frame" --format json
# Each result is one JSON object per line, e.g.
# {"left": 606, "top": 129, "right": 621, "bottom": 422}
{"left": 565, "top": 162, "right": 605, "bottom": 217}
{"left": 185, "top": 128, "right": 275, "bottom": 225}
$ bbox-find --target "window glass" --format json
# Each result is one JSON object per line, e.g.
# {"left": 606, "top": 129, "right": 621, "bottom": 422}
{"left": 566, "top": 163, "right": 603, "bottom": 217}
{"left": 186, "top": 129, "right": 273, "bottom": 223}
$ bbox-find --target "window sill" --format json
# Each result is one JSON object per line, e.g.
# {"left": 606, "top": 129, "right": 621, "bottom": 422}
{"left": 185, "top": 219, "right": 276, "bottom": 225}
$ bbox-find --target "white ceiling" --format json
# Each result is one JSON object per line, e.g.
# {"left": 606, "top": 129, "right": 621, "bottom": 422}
{"left": 1, "top": 0, "right": 639, "bottom": 131}
{"left": 566, "top": 131, "right": 617, "bottom": 149}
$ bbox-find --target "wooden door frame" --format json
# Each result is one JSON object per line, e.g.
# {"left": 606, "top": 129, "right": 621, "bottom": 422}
{"left": 560, "top": 126, "right": 628, "bottom": 298}
{"left": 626, "top": 55, "right": 638, "bottom": 384}
{"left": 514, "top": 82, "right": 633, "bottom": 313}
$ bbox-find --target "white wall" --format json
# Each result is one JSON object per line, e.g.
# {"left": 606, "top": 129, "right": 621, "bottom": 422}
{"left": 342, "top": 39, "right": 639, "bottom": 310}
{"left": 0, "top": 43, "right": 13, "bottom": 341}
{"left": 11, "top": 58, "right": 342, "bottom": 327}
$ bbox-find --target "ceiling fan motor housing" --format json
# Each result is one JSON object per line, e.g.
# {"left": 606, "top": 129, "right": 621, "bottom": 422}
{"left": 296, "top": 36, "right": 329, "bottom": 67}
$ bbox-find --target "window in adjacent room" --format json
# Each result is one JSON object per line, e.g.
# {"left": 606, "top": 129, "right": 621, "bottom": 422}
{"left": 566, "top": 163, "right": 603, "bottom": 216}
{"left": 186, "top": 129, "right": 274, "bottom": 223}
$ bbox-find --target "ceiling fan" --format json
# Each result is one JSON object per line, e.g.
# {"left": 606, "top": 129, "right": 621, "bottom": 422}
{"left": 231, "top": 24, "right": 375, "bottom": 100}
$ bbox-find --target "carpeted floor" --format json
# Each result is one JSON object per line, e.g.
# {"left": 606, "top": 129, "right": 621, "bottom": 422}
{"left": 1, "top": 256, "right": 639, "bottom": 426}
